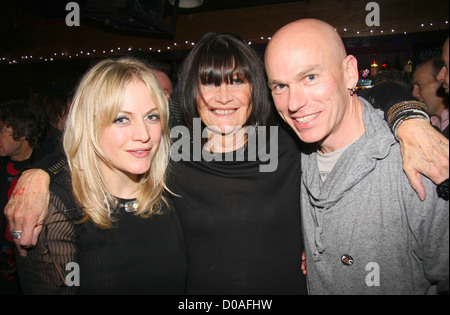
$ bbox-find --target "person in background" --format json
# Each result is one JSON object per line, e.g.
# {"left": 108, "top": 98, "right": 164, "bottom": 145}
{"left": 372, "top": 68, "right": 414, "bottom": 91}
{"left": 32, "top": 90, "right": 72, "bottom": 156}
{"left": 150, "top": 64, "right": 173, "bottom": 98}
{"left": 0, "top": 100, "right": 49, "bottom": 294}
{"left": 126, "top": 51, "right": 174, "bottom": 98}
{"left": 413, "top": 57, "right": 449, "bottom": 138}
{"left": 435, "top": 36, "right": 450, "bottom": 202}
{"left": 14, "top": 57, "right": 186, "bottom": 294}
{"left": 437, "top": 37, "right": 449, "bottom": 94}
{"left": 265, "top": 18, "right": 448, "bottom": 294}
{"left": 35, "top": 91, "right": 71, "bottom": 132}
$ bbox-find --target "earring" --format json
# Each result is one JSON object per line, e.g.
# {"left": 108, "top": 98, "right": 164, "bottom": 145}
{"left": 348, "top": 87, "right": 357, "bottom": 96}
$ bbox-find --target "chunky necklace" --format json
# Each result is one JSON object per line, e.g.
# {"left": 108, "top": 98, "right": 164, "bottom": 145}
{"left": 118, "top": 200, "right": 138, "bottom": 213}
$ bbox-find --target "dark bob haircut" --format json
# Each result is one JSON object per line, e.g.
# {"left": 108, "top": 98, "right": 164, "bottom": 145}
{"left": 178, "top": 32, "right": 272, "bottom": 130}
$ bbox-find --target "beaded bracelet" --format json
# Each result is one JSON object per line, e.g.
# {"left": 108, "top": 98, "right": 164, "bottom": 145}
{"left": 387, "top": 100, "right": 429, "bottom": 129}
{"left": 392, "top": 111, "right": 431, "bottom": 141}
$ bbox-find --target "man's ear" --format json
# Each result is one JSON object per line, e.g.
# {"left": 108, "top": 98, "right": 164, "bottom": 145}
{"left": 344, "top": 55, "right": 359, "bottom": 89}
{"left": 18, "top": 132, "right": 27, "bottom": 141}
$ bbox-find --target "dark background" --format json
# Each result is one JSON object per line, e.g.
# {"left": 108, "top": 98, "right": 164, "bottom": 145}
{"left": 0, "top": 0, "right": 448, "bottom": 101}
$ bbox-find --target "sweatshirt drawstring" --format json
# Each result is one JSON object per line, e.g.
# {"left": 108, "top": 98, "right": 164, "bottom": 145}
{"left": 313, "top": 206, "right": 326, "bottom": 262}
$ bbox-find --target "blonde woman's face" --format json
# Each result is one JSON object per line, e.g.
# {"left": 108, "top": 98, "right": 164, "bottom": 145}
{"left": 98, "top": 81, "right": 162, "bottom": 183}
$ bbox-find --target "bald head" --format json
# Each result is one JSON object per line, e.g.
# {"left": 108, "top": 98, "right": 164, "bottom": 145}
{"left": 266, "top": 19, "right": 347, "bottom": 69}
{"left": 265, "top": 19, "right": 357, "bottom": 95}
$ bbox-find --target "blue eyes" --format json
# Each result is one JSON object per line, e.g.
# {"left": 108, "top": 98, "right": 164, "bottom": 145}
{"left": 113, "top": 117, "right": 127, "bottom": 124}
{"left": 147, "top": 114, "right": 161, "bottom": 121}
{"left": 272, "top": 84, "right": 287, "bottom": 92}
{"left": 271, "top": 74, "right": 317, "bottom": 94}
{"left": 113, "top": 114, "right": 160, "bottom": 124}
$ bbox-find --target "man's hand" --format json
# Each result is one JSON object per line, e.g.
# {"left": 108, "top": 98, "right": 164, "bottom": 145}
{"left": 4, "top": 169, "right": 50, "bottom": 257}
{"left": 397, "top": 118, "right": 449, "bottom": 201}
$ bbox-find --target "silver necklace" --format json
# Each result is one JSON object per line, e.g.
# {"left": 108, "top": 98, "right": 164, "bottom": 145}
{"left": 119, "top": 200, "right": 138, "bottom": 213}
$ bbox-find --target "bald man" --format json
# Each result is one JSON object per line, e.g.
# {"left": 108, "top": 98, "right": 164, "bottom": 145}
{"left": 266, "top": 19, "right": 448, "bottom": 295}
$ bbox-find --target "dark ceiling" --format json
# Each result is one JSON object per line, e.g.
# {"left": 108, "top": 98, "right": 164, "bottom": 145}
{"left": 3, "top": 0, "right": 447, "bottom": 62}
{"left": 14, "top": 0, "right": 307, "bottom": 18}
{"left": 12, "top": 0, "right": 309, "bottom": 35}
{"left": 168, "top": 0, "right": 308, "bottom": 13}
{"left": 1, "top": 0, "right": 447, "bottom": 101}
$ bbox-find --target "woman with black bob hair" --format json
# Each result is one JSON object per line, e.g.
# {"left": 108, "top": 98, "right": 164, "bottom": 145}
{"left": 178, "top": 32, "right": 273, "bottom": 131}
{"left": 169, "top": 32, "right": 307, "bottom": 294}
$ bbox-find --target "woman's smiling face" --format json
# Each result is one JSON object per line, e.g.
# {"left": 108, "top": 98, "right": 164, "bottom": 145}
{"left": 197, "top": 75, "right": 252, "bottom": 135}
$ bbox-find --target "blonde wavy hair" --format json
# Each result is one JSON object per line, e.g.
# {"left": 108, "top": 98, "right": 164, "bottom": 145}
{"left": 63, "top": 57, "right": 171, "bottom": 229}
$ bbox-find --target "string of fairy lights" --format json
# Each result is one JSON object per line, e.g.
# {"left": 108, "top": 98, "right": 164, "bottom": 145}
{"left": 1, "top": 20, "right": 448, "bottom": 65}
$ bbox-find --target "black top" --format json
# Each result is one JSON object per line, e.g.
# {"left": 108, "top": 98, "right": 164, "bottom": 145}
{"left": 76, "top": 197, "right": 186, "bottom": 295}
{"left": 169, "top": 124, "right": 307, "bottom": 294}
{"left": 16, "top": 171, "right": 187, "bottom": 295}
{"left": 1, "top": 138, "right": 58, "bottom": 295}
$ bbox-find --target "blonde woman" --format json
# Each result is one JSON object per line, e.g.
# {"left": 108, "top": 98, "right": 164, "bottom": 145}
{"left": 16, "top": 57, "right": 186, "bottom": 295}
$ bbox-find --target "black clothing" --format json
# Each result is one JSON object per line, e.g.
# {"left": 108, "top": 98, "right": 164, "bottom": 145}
{"left": 77, "top": 199, "right": 186, "bottom": 295}
{"left": 169, "top": 124, "right": 307, "bottom": 294}
{"left": 0, "top": 142, "right": 56, "bottom": 295}
{"left": 16, "top": 171, "right": 187, "bottom": 295}
{"left": 357, "top": 81, "right": 419, "bottom": 122}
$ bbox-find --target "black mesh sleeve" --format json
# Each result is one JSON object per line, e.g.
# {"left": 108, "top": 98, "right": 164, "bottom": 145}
{"left": 15, "top": 191, "right": 79, "bottom": 295}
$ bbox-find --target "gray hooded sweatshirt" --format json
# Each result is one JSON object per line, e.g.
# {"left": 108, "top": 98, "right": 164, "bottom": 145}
{"left": 301, "top": 98, "right": 449, "bottom": 295}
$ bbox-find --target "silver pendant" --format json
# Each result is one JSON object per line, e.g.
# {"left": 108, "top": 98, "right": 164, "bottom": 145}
{"left": 123, "top": 201, "right": 138, "bottom": 213}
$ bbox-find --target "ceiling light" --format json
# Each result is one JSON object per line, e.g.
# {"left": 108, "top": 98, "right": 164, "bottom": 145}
{"left": 169, "top": 0, "right": 204, "bottom": 9}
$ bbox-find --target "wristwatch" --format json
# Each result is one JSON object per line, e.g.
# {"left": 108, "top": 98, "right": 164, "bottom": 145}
{"left": 437, "top": 178, "right": 449, "bottom": 201}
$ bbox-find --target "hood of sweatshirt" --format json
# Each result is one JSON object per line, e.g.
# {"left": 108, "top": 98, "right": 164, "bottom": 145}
{"left": 301, "top": 97, "right": 398, "bottom": 260}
